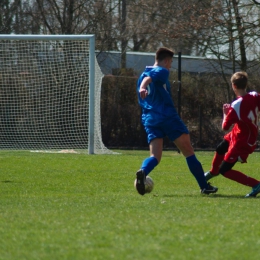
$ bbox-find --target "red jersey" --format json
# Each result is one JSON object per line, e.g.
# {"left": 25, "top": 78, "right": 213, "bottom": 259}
{"left": 223, "top": 91, "right": 260, "bottom": 162}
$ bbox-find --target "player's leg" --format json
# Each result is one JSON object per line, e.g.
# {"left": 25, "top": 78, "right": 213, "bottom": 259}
{"left": 142, "top": 138, "right": 162, "bottom": 175}
{"left": 135, "top": 126, "right": 162, "bottom": 195}
{"left": 219, "top": 161, "right": 260, "bottom": 197}
{"left": 174, "top": 133, "right": 217, "bottom": 194}
{"left": 205, "top": 139, "right": 229, "bottom": 181}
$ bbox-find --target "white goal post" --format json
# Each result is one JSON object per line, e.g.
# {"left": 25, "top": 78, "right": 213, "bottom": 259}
{"left": 0, "top": 34, "right": 111, "bottom": 154}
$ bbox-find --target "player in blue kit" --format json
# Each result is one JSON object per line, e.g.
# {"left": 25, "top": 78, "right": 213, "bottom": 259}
{"left": 135, "top": 47, "right": 218, "bottom": 195}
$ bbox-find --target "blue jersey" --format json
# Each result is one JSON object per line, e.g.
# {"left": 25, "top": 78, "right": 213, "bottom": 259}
{"left": 137, "top": 66, "right": 179, "bottom": 126}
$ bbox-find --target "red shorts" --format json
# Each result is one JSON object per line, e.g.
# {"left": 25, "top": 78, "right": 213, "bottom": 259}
{"left": 224, "top": 147, "right": 249, "bottom": 163}
{"left": 224, "top": 134, "right": 254, "bottom": 163}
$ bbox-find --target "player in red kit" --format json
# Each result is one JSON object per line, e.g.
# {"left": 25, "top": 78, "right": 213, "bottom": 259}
{"left": 205, "top": 71, "right": 260, "bottom": 197}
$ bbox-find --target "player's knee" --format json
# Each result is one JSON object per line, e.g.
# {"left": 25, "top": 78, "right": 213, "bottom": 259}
{"left": 216, "top": 140, "right": 229, "bottom": 155}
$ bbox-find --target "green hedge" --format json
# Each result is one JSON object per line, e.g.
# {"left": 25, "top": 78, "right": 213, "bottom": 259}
{"left": 101, "top": 72, "right": 260, "bottom": 149}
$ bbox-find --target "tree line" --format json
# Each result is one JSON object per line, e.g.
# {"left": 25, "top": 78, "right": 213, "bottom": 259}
{"left": 1, "top": 1, "right": 259, "bottom": 73}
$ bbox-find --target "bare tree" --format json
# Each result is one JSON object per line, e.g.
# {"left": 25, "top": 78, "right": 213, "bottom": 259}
{"left": 25, "top": 0, "right": 121, "bottom": 52}
{"left": 2, "top": 0, "right": 260, "bottom": 79}
{"left": 159, "top": 0, "right": 260, "bottom": 101}
{"left": 0, "top": 0, "right": 22, "bottom": 33}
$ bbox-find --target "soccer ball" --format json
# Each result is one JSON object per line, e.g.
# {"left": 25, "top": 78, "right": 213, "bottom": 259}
{"left": 145, "top": 176, "right": 154, "bottom": 193}
{"left": 134, "top": 176, "right": 154, "bottom": 194}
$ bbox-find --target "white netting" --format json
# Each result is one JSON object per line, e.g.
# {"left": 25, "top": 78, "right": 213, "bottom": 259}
{"left": 0, "top": 36, "right": 112, "bottom": 154}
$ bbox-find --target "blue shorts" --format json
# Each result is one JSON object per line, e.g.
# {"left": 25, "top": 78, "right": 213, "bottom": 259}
{"left": 144, "top": 117, "right": 189, "bottom": 144}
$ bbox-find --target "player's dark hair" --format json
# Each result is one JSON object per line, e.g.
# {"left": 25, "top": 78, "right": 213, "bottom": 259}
{"left": 155, "top": 47, "right": 174, "bottom": 62}
{"left": 231, "top": 71, "right": 248, "bottom": 89}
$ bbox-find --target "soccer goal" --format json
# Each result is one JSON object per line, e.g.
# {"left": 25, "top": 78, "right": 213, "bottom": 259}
{"left": 0, "top": 34, "right": 111, "bottom": 154}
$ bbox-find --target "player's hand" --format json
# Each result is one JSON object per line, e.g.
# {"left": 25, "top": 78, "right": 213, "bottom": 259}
{"left": 223, "top": 103, "right": 231, "bottom": 115}
{"left": 139, "top": 88, "right": 148, "bottom": 99}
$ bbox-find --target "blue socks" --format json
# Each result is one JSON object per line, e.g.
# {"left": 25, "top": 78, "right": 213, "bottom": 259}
{"left": 140, "top": 155, "right": 207, "bottom": 189}
{"left": 141, "top": 156, "right": 158, "bottom": 176}
{"left": 186, "top": 155, "right": 208, "bottom": 189}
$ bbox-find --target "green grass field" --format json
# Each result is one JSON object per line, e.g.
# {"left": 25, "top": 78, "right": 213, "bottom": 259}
{"left": 1, "top": 150, "right": 260, "bottom": 260}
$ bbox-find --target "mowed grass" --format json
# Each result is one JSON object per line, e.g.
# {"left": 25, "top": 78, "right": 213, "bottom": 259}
{"left": 1, "top": 150, "right": 260, "bottom": 260}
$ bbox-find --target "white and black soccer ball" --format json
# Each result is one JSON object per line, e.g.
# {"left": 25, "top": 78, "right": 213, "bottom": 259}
{"left": 144, "top": 176, "right": 154, "bottom": 193}
{"left": 134, "top": 176, "right": 154, "bottom": 193}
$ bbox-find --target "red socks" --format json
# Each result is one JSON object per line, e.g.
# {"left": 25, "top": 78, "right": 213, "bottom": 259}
{"left": 223, "top": 169, "right": 259, "bottom": 187}
{"left": 210, "top": 152, "right": 260, "bottom": 187}
{"left": 210, "top": 152, "right": 224, "bottom": 175}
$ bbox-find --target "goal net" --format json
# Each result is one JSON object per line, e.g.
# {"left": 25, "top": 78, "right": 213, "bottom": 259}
{"left": 0, "top": 35, "right": 112, "bottom": 154}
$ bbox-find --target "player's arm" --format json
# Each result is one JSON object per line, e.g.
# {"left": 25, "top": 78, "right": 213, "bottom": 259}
{"left": 222, "top": 103, "right": 235, "bottom": 130}
{"left": 139, "top": 76, "right": 152, "bottom": 99}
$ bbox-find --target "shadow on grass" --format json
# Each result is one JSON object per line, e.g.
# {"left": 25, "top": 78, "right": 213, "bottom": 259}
{"left": 208, "top": 194, "right": 260, "bottom": 199}
{"left": 1, "top": 180, "right": 16, "bottom": 183}
{"left": 162, "top": 194, "right": 259, "bottom": 199}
